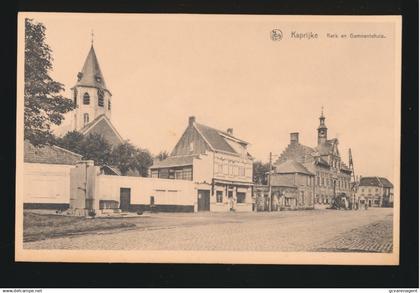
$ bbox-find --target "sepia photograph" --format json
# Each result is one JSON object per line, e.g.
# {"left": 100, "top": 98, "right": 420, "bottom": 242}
{"left": 15, "top": 12, "right": 401, "bottom": 264}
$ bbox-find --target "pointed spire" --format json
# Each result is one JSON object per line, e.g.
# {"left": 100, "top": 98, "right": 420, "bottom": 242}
{"left": 75, "top": 44, "right": 108, "bottom": 91}
{"left": 320, "top": 106, "right": 325, "bottom": 119}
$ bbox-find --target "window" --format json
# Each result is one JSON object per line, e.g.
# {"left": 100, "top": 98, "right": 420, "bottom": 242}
{"left": 233, "top": 166, "right": 239, "bottom": 176}
{"left": 98, "top": 90, "right": 104, "bottom": 107}
{"left": 217, "top": 164, "right": 223, "bottom": 174}
{"left": 151, "top": 170, "right": 158, "bottom": 178}
{"left": 189, "top": 142, "right": 194, "bottom": 152}
{"left": 108, "top": 100, "right": 111, "bottom": 110}
{"left": 73, "top": 88, "right": 77, "bottom": 106}
{"left": 150, "top": 196, "right": 155, "bottom": 206}
{"left": 236, "top": 192, "right": 246, "bottom": 203}
{"left": 83, "top": 92, "right": 90, "bottom": 104}
{"left": 216, "top": 191, "right": 223, "bottom": 203}
{"left": 83, "top": 113, "right": 89, "bottom": 126}
{"left": 228, "top": 163, "right": 233, "bottom": 175}
{"left": 300, "top": 191, "right": 304, "bottom": 205}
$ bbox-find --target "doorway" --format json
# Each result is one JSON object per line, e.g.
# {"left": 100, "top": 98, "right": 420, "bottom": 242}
{"left": 197, "top": 190, "right": 210, "bottom": 211}
{"left": 120, "top": 188, "right": 131, "bottom": 211}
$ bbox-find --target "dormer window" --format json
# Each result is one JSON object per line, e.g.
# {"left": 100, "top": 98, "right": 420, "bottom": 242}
{"left": 95, "top": 75, "right": 102, "bottom": 83}
{"left": 77, "top": 72, "right": 83, "bottom": 81}
{"left": 83, "top": 93, "right": 90, "bottom": 105}
{"left": 98, "top": 90, "right": 104, "bottom": 107}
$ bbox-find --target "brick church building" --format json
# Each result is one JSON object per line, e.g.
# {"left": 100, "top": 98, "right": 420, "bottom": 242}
{"left": 273, "top": 110, "right": 353, "bottom": 205}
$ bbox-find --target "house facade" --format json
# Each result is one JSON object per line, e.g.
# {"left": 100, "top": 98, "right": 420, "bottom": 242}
{"left": 270, "top": 160, "right": 315, "bottom": 210}
{"left": 150, "top": 116, "right": 254, "bottom": 212}
{"left": 274, "top": 111, "right": 352, "bottom": 206}
{"left": 357, "top": 176, "right": 394, "bottom": 207}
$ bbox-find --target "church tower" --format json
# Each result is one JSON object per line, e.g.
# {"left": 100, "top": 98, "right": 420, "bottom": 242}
{"left": 317, "top": 108, "right": 328, "bottom": 145}
{"left": 71, "top": 44, "right": 112, "bottom": 131}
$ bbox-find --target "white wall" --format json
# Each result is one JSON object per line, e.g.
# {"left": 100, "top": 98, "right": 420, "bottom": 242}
{"left": 23, "top": 163, "right": 73, "bottom": 204}
{"left": 96, "top": 175, "right": 196, "bottom": 206}
{"left": 193, "top": 152, "right": 214, "bottom": 184}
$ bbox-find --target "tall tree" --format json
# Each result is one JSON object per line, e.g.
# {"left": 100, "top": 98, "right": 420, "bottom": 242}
{"left": 134, "top": 149, "right": 154, "bottom": 177}
{"left": 80, "top": 133, "right": 112, "bottom": 166}
{"left": 24, "top": 18, "right": 74, "bottom": 146}
{"left": 110, "top": 142, "right": 137, "bottom": 175}
{"left": 110, "top": 141, "right": 153, "bottom": 176}
{"left": 56, "top": 130, "right": 85, "bottom": 154}
{"left": 253, "top": 161, "right": 270, "bottom": 185}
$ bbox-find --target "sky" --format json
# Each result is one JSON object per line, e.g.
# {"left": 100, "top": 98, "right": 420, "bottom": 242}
{"left": 21, "top": 13, "right": 400, "bottom": 181}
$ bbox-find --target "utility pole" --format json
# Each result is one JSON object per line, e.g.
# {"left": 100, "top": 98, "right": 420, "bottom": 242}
{"left": 349, "top": 148, "right": 357, "bottom": 209}
{"left": 268, "top": 152, "right": 272, "bottom": 212}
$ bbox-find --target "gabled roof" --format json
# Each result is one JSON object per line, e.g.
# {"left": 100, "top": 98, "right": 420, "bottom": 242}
{"left": 270, "top": 175, "right": 297, "bottom": 188}
{"left": 24, "top": 140, "right": 82, "bottom": 165}
{"left": 275, "top": 142, "right": 315, "bottom": 165}
{"left": 315, "top": 139, "right": 338, "bottom": 156}
{"left": 75, "top": 45, "right": 110, "bottom": 93}
{"left": 79, "top": 114, "right": 124, "bottom": 147}
{"left": 150, "top": 155, "right": 197, "bottom": 169}
{"left": 359, "top": 177, "right": 393, "bottom": 188}
{"left": 274, "top": 160, "right": 314, "bottom": 175}
{"left": 194, "top": 123, "right": 247, "bottom": 155}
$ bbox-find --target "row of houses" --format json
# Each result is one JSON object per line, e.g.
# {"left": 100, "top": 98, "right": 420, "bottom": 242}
{"left": 22, "top": 43, "right": 393, "bottom": 214}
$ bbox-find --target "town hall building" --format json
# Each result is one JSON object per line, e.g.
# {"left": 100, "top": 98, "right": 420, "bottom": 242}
{"left": 272, "top": 110, "right": 353, "bottom": 206}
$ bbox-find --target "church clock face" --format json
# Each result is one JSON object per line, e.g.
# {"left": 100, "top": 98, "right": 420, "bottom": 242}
{"left": 320, "top": 130, "right": 325, "bottom": 135}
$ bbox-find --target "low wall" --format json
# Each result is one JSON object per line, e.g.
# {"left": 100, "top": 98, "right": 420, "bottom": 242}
{"left": 23, "top": 163, "right": 74, "bottom": 208}
{"left": 96, "top": 175, "right": 197, "bottom": 211}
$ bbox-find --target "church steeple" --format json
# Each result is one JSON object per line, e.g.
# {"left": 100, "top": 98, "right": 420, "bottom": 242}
{"left": 317, "top": 107, "right": 328, "bottom": 145}
{"left": 76, "top": 45, "right": 108, "bottom": 91}
{"left": 71, "top": 42, "right": 112, "bottom": 131}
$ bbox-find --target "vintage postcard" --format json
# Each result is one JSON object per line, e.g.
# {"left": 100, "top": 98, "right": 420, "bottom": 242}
{"left": 16, "top": 12, "right": 401, "bottom": 264}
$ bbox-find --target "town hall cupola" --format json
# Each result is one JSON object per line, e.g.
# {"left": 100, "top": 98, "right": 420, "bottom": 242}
{"left": 317, "top": 108, "right": 328, "bottom": 145}
{"left": 71, "top": 43, "right": 112, "bottom": 131}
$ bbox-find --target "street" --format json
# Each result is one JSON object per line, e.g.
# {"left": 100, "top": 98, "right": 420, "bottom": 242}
{"left": 24, "top": 208, "right": 393, "bottom": 252}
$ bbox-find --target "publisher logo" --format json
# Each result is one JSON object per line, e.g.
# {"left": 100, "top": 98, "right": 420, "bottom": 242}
{"left": 270, "top": 29, "right": 283, "bottom": 41}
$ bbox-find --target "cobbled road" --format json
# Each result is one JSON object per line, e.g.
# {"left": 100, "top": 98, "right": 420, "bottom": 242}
{"left": 24, "top": 208, "right": 393, "bottom": 252}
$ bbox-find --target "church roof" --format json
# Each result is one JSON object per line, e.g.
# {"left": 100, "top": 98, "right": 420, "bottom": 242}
{"left": 79, "top": 114, "right": 124, "bottom": 147}
{"left": 75, "top": 45, "right": 110, "bottom": 93}
{"left": 274, "top": 160, "right": 314, "bottom": 175}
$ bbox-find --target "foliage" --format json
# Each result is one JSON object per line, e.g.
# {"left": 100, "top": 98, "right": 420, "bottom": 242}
{"left": 110, "top": 141, "right": 153, "bottom": 176}
{"left": 253, "top": 161, "right": 270, "bottom": 185}
{"left": 24, "top": 18, "right": 74, "bottom": 146}
{"left": 80, "top": 134, "right": 112, "bottom": 166}
{"left": 156, "top": 150, "right": 169, "bottom": 161}
{"left": 56, "top": 130, "right": 84, "bottom": 154}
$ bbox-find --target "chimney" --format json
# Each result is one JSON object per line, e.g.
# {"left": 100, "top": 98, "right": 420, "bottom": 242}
{"left": 290, "top": 132, "right": 299, "bottom": 144}
{"left": 227, "top": 128, "right": 233, "bottom": 135}
{"left": 189, "top": 116, "right": 196, "bottom": 126}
